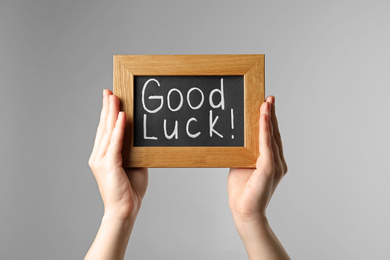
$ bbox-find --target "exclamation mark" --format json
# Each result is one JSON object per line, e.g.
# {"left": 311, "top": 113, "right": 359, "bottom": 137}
{"left": 231, "top": 108, "right": 234, "bottom": 139}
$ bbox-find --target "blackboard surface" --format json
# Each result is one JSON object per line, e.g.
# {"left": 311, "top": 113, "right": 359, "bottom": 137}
{"left": 134, "top": 76, "right": 244, "bottom": 147}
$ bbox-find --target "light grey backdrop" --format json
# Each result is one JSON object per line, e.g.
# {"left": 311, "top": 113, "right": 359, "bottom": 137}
{"left": 1, "top": 0, "right": 389, "bottom": 259}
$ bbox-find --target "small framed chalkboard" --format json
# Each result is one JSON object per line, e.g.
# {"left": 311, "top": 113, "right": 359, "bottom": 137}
{"left": 113, "top": 55, "right": 264, "bottom": 168}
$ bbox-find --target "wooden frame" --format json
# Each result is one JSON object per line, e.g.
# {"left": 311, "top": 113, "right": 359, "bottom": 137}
{"left": 113, "top": 55, "right": 264, "bottom": 168}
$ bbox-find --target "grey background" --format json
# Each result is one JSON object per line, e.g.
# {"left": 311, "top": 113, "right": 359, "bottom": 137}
{"left": 1, "top": 0, "right": 389, "bottom": 259}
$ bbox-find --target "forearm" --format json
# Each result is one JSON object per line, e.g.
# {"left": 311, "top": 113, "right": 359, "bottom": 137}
{"left": 234, "top": 216, "right": 290, "bottom": 260}
{"left": 85, "top": 214, "right": 136, "bottom": 260}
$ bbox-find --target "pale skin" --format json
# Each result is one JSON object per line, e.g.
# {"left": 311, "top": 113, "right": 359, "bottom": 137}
{"left": 85, "top": 89, "right": 290, "bottom": 260}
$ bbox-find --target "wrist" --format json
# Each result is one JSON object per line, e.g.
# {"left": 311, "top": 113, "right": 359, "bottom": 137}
{"left": 234, "top": 216, "right": 291, "bottom": 260}
{"left": 103, "top": 200, "right": 142, "bottom": 222}
{"left": 85, "top": 210, "right": 137, "bottom": 259}
{"left": 103, "top": 207, "right": 139, "bottom": 222}
{"left": 101, "top": 212, "right": 136, "bottom": 234}
{"left": 231, "top": 210, "right": 268, "bottom": 227}
{"left": 232, "top": 213, "right": 270, "bottom": 240}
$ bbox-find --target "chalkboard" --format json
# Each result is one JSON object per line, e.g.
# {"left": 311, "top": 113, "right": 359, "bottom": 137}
{"left": 133, "top": 76, "right": 244, "bottom": 147}
{"left": 113, "top": 55, "right": 264, "bottom": 168}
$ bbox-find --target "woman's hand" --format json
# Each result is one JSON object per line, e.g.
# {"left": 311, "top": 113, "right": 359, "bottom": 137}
{"left": 85, "top": 90, "right": 148, "bottom": 260}
{"left": 228, "top": 96, "right": 289, "bottom": 260}
{"left": 88, "top": 89, "right": 148, "bottom": 220}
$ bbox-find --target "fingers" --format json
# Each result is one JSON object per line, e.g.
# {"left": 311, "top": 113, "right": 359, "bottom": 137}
{"left": 256, "top": 101, "right": 274, "bottom": 171}
{"left": 91, "top": 89, "right": 111, "bottom": 158}
{"left": 90, "top": 89, "right": 125, "bottom": 160}
{"left": 267, "top": 102, "right": 282, "bottom": 169}
{"left": 107, "top": 95, "right": 120, "bottom": 133}
{"left": 256, "top": 96, "right": 287, "bottom": 181}
{"left": 106, "top": 111, "right": 126, "bottom": 160}
{"left": 266, "top": 96, "right": 288, "bottom": 174}
{"left": 97, "top": 93, "right": 121, "bottom": 157}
